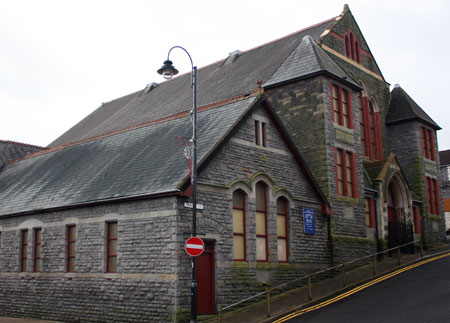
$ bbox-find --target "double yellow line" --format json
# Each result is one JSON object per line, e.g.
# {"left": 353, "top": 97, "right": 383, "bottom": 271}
{"left": 272, "top": 252, "right": 450, "bottom": 323}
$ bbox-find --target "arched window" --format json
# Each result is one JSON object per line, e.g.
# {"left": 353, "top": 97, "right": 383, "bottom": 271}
{"left": 368, "top": 101, "right": 377, "bottom": 158}
{"left": 358, "top": 82, "right": 367, "bottom": 156}
{"left": 255, "top": 182, "right": 268, "bottom": 261}
{"left": 358, "top": 90, "right": 382, "bottom": 160}
{"left": 354, "top": 39, "right": 361, "bottom": 63}
{"left": 344, "top": 31, "right": 361, "bottom": 63}
{"left": 232, "top": 190, "right": 246, "bottom": 261}
{"left": 345, "top": 34, "right": 351, "bottom": 58}
{"left": 276, "top": 197, "right": 288, "bottom": 262}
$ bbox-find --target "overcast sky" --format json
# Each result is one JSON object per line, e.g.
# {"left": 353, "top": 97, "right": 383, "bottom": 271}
{"left": 1, "top": 0, "right": 449, "bottom": 151}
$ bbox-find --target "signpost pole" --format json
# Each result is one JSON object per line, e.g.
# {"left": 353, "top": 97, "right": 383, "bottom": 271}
{"left": 157, "top": 48, "right": 199, "bottom": 323}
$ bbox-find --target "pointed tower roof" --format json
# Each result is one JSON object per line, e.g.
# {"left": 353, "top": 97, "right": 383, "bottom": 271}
{"left": 264, "top": 35, "right": 360, "bottom": 89}
{"left": 387, "top": 85, "right": 440, "bottom": 130}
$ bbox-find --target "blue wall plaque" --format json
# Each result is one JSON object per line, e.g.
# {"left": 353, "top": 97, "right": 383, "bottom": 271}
{"left": 303, "top": 208, "right": 315, "bottom": 234}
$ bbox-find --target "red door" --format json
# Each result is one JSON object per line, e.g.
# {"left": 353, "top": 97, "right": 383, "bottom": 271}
{"left": 196, "top": 241, "right": 214, "bottom": 315}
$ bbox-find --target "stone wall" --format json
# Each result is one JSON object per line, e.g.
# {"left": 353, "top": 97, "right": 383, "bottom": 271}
{"left": 265, "top": 75, "right": 373, "bottom": 263}
{"left": 0, "top": 197, "right": 181, "bottom": 322}
{"left": 193, "top": 103, "right": 331, "bottom": 307}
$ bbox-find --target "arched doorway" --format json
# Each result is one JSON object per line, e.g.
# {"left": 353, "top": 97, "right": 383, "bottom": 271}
{"left": 387, "top": 176, "right": 413, "bottom": 249}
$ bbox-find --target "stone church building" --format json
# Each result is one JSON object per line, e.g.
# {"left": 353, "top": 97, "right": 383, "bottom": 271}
{"left": 0, "top": 5, "right": 445, "bottom": 322}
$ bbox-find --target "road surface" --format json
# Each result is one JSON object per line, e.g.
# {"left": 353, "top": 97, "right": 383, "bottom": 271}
{"left": 277, "top": 254, "right": 450, "bottom": 323}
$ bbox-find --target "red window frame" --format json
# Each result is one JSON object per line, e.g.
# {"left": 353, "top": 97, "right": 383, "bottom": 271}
{"left": 20, "top": 230, "right": 28, "bottom": 272}
{"left": 344, "top": 31, "right": 361, "bottom": 63}
{"left": 106, "top": 222, "right": 118, "bottom": 273}
{"left": 67, "top": 225, "right": 76, "bottom": 273}
{"left": 365, "top": 198, "right": 376, "bottom": 228}
{"left": 421, "top": 126, "right": 436, "bottom": 161}
{"left": 256, "top": 182, "right": 268, "bottom": 262}
{"left": 276, "top": 198, "right": 288, "bottom": 263}
{"left": 359, "top": 95, "right": 382, "bottom": 160}
{"left": 334, "top": 148, "right": 358, "bottom": 198}
{"left": 358, "top": 92, "right": 366, "bottom": 156}
{"left": 425, "top": 177, "right": 441, "bottom": 215}
{"left": 33, "top": 228, "right": 42, "bottom": 273}
{"left": 331, "top": 84, "right": 353, "bottom": 129}
{"left": 232, "top": 190, "right": 246, "bottom": 261}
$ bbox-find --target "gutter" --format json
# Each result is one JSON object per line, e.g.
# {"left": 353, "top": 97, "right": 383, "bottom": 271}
{"left": 0, "top": 190, "right": 181, "bottom": 219}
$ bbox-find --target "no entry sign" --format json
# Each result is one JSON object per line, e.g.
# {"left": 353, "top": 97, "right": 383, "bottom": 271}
{"left": 185, "top": 237, "right": 205, "bottom": 257}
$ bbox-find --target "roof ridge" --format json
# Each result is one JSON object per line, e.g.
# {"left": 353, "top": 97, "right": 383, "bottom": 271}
{"left": 242, "top": 16, "right": 337, "bottom": 56}
{"left": 11, "top": 92, "right": 259, "bottom": 163}
{"left": 156, "top": 17, "right": 338, "bottom": 85}
{"left": 0, "top": 140, "right": 47, "bottom": 150}
{"left": 318, "top": 6, "right": 346, "bottom": 43}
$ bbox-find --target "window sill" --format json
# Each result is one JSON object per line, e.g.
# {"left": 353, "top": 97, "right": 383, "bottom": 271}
{"left": 333, "top": 122, "right": 354, "bottom": 133}
{"left": 427, "top": 214, "right": 441, "bottom": 220}
{"left": 423, "top": 157, "right": 436, "bottom": 164}
{"left": 335, "top": 195, "right": 359, "bottom": 203}
{"left": 105, "top": 273, "right": 118, "bottom": 279}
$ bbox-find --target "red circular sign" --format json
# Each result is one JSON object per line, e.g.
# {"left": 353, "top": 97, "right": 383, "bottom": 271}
{"left": 185, "top": 237, "right": 205, "bottom": 257}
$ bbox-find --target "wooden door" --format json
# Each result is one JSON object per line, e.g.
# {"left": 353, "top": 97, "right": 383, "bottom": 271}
{"left": 196, "top": 241, "right": 215, "bottom": 315}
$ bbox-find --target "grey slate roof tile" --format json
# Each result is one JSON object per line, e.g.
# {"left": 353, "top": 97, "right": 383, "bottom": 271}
{"left": 264, "top": 35, "right": 359, "bottom": 88}
{"left": 0, "top": 141, "right": 45, "bottom": 170}
{"left": 0, "top": 96, "right": 257, "bottom": 216}
{"left": 387, "top": 85, "right": 440, "bottom": 129}
{"left": 49, "top": 19, "right": 336, "bottom": 147}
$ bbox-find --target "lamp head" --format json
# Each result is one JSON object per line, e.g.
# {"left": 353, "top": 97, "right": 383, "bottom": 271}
{"left": 157, "top": 60, "right": 179, "bottom": 79}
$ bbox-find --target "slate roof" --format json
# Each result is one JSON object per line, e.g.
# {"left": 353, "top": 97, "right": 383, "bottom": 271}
{"left": 364, "top": 162, "right": 384, "bottom": 184}
{"left": 0, "top": 95, "right": 259, "bottom": 217}
{"left": 439, "top": 150, "right": 450, "bottom": 166}
{"left": 387, "top": 85, "right": 440, "bottom": 130}
{"left": 264, "top": 35, "right": 360, "bottom": 89}
{"left": 49, "top": 18, "right": 338, "bottom": 147}
{"left": 0, "top": 141, "right": 45, "bottom": 169}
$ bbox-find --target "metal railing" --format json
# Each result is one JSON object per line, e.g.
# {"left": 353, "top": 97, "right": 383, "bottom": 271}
{"left": 217, "top": 239, "right": 423, "bottom": 322}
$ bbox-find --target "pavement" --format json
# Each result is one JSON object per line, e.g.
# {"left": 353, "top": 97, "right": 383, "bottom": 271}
{"left": 1, "top": 243, "right": 449, "bottom": 323}
{"left": 209, "top": 242, "right": 450, "bottom": 323}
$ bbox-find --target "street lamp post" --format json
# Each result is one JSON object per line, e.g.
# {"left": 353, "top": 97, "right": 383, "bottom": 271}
{"left": 157, "top": 46, "right": 198, "bottom": 323}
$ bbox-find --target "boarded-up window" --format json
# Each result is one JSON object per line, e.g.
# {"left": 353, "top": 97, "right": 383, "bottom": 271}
{"left": 256, "top": 182, "right": 267, "bottom": 261}
{"left": 233, "top": 190, "right": 246, "bottom": 261}
{"left": 33, "top": 228, "right": 42, "bottom": 273}
{"left": 107, "top": 222, "right": 118, "bottom": 273}
{"left": 277, "top": 198, "right": 288, "bottom": 262}
{"left": 67, "top": 225, "right": 76, "bottom": 272}
{"left": 21, "top": 230, "right": 28, "bottom": 272}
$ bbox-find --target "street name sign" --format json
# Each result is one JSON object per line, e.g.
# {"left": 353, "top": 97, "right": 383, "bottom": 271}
{"left": 183, "top": 202, "right": 204, "bottom": 210}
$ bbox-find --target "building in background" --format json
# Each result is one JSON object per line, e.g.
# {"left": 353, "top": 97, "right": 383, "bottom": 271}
{"left": 439, "top": 150, "right": 450, "bottom": 231}
{"left": 0, "top": 5, "right": 445, "bottom": 322}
